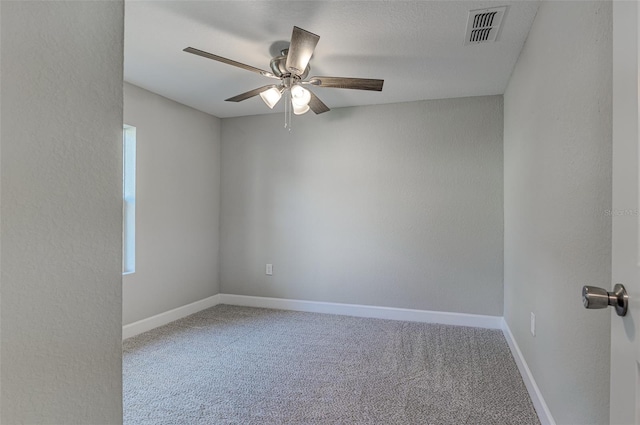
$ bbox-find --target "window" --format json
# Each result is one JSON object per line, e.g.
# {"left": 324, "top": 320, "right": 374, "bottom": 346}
{"left": 123, "top": 125, "right": 136, "bottom": 274}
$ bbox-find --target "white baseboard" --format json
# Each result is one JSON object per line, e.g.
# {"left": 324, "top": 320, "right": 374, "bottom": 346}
{"left": 502, "top": 319, "right": 556, "bottom": 425}
{"left": 122, "top": 294, "right": 222, "bottom": 340}
{"left": 123, "top": 293, "right": 502, "bottom": 340}
{"left": 218, "top": 294, "right": 503, "bottom": 329}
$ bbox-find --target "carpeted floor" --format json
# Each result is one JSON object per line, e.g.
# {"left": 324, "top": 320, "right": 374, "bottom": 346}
{"left": 123, "top": 304, "right": 540, "bottom": 425}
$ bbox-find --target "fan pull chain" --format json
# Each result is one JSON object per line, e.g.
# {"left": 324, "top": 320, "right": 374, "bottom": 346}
{"left": 284, "top": 88, "right": 292, "bottom": 131}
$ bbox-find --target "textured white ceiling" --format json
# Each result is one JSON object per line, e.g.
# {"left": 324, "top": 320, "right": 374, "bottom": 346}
{"left": 125, "top": 1, "right": 539, "bottom": 118}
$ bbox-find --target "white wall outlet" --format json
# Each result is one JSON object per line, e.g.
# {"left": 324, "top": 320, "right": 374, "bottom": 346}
{"left": 530, "top": 312, "right": 536, "bottom": 336}
{"left": 266, "top": 264, "right": 273, "bottom": 276}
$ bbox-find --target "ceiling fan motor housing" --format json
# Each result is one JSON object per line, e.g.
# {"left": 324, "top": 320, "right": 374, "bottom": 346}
{"left": 270, "top": 49, "right": 310, "bottom": 80}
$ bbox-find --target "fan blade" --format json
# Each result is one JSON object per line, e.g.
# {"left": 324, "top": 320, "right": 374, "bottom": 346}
{"left": 225, "top": 85, "right": 276, "bottom": 102}
{"left": 308, "top": 76, "right": 384, "bottom": 91}
{"left": 308, "top": 90, "right": 330, "bottom": 114}
{"left": 285, "top": 27, "right": 319, "bottom": 75}
{"left": 183, "top": 47, "right": 278, "bottom": 79}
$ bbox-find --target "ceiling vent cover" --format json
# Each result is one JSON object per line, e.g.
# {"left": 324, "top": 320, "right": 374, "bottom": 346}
{"left": 464, "top": 6, "right": 507, "bottom": 45}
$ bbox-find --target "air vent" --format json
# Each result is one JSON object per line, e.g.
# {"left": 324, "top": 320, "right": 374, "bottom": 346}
{"left": 464, "top": 6, "right": 507, "bottom": 45}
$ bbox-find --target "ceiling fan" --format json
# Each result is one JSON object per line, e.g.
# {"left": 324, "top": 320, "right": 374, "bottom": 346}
{"left": 183, "top": 26, "right": 384, "bottom": 119}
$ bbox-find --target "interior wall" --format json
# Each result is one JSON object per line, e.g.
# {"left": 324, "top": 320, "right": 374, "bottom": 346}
{"left": 123, "top": 83, "right": 221, "bottom": 325}
{"left": 503, "top": 1, "right": 612, "bottom": 424}
{"left": 0, "top": 1, "right": 3, "bottom": 418}
{"left": 220, "top": 96, "right": 504, "bottom": 316}
{"left": 1, "top": 1, "right": 124, "bottom": 423}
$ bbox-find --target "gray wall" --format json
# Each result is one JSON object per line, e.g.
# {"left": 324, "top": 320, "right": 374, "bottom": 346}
{"left": 220, "top": 96, "right": 504, "bottom": 316}
{"left": 503, "top": 1, "right": 612, "bottom": 424}
{"left": 123, "top": 83, "right": 221, "bottom": 325}
{"left": 1, "top": 1, "right": 124, "bottom": 423}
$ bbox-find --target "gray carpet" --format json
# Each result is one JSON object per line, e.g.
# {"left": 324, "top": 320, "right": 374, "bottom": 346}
{"left": 123, "top": 305, "right": 540, "bottom": 424}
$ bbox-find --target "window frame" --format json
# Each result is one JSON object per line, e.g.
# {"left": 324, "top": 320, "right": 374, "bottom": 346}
{"left": 123, "top": 124, "right": 136, "bottom": 275}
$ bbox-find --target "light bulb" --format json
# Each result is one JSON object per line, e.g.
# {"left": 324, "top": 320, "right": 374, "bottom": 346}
{"left": 291, "top": 85, "right": 311, "bottom": 107}
{"left": 259, "top": 87, "right": 282, "bottom": 109}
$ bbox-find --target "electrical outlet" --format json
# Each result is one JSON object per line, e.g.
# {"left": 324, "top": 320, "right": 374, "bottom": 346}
{"left": 530, "top": 312, "right": 536, "bottom": 337}
{"left": 266, "top": 264, "right": 273, "bottom": 276}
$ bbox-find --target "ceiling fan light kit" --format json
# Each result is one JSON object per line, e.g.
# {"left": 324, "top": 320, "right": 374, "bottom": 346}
{"left": 259, "top": 86, "right": 283, "bottom": 109}
{"left": 184, "top": 26, "right": 384, "bottom": 129}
